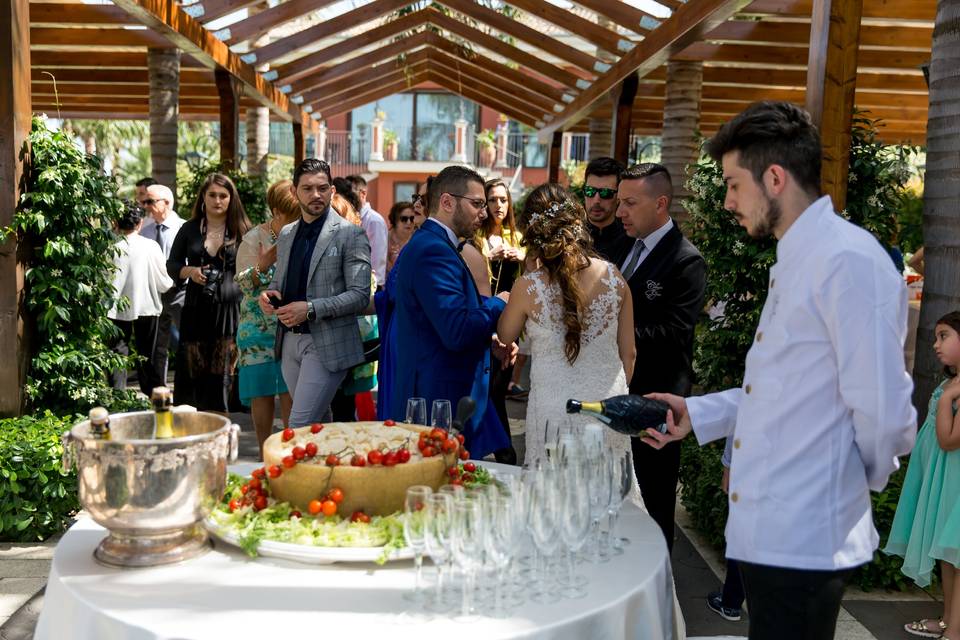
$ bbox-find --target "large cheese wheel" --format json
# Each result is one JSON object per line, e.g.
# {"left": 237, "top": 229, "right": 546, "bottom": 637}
{"left": 263, "top": 422, "right": 457, "bottom": 516}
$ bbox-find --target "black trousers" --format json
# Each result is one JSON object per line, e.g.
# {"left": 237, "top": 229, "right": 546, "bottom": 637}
{"left": 722, "top": 557, "right": 746, "bottom": 609}
{"left": 738, "top": 561, "right": 853, "bottom": 640}
{"left": 111, "top": 316, "right": 162, "bottom": 396}
{"left": 630, "top": 437, "right": 681, "bottom": 552}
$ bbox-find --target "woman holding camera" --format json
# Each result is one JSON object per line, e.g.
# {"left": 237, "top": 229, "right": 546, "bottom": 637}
{"left": 167, "top": 173, "right": 252, "bottom": 413}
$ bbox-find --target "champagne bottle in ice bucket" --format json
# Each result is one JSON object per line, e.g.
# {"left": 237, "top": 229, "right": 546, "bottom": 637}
{"left": 152, "top": 387, "right": 174, "bottom": 439}
{"left": 88, "top": 407, "right": 111, "bottom": 440}
{"left": 566, "top": 394, "right": 670, "bottom": 436}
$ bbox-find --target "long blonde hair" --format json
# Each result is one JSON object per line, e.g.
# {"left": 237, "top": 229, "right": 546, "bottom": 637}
{"left": 520, "top": 183, "right": 596, "bottom": 365}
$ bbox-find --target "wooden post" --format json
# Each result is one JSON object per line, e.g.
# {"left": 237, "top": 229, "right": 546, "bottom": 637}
{"left": 215, "top": 67, "right": 240, "bottom": 169}
{"left": 292, "top": 120, "right": 305, "bottom": 164}
{"left": 805, "top": 0, "right": 862, "bottom": 213}
{"left": 548, "top": 131, "right": 562, "bottom": 183}
{"left": 611, "top": 72, "right": 639, "bottom": 164}
{"left": 0, "top": 0, "right": 30, "bottom": 415}
{"left": 661, "top": 60, "right": 703, "bottom": 224}
{"left": 147, "top": 48, "right": 179, "bottom": 189}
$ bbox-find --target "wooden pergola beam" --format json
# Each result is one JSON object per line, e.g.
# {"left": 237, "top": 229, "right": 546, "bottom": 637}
{"left": 249, "top": 0, "right": 411, "bottom": 66}
{"left": 506, "top": 0, "right": 633, "bottom": 56}
{"left": 574, "top": 0, "right": 661, "bottom": 35}
{"left": 704, "top": 20, "right": 932, "bottom": 50}
{"left": 188, "top": 0, "right": 263, "bottom": 24}
{"left": 313, "top": 73, "right": 431, "bottom": 120}
{"left": 426, "top": 70, "right": 540, "bottom": 128}
{"left": 538, "top": 0, "right": 751, "bottom": 141}
{"left": 31, "top": 94, "right": 220, "bottom": 106}
{"left": 437, "top": 0, "right": 599, "bottom": 75}
{"left": 626, "top": 85, "right": 931, "bottom": 109}
{"left": 108, "top": 0, "right": 309, "bottom": 125}
{"left": 31, "top": 82, "right": 218, "bottom": 97}
{"left": 741, "top": 0, "right": 934, "bottom": 21}
{"left": 427, "top": 56, "right": 552, "bottom": 122}
{"left": 274, "top": 9, "right": 427, "bottom": 85}
{"left": 29, "top": 3, "right": 136, "bottom": 25}
{"left": 307, "top": 55, "right": 430, "bottom": 108}
{"left": 674, "top": 42, "right": 929, "bottom": 70}
{"left": 224, "top": 0, "right": 339, "bottom": 46}
{"left": 29, "top": 26, "right": 171, "bottom": 48}
{"left": 30, "top": 50, "right": 203, "bottom": 68}
{"left": 30, "top": 68, "right": 214, "bottom": 84}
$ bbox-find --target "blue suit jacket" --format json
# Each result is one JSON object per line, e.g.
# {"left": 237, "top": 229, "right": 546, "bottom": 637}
{"left": 391, "top": 220, "right": 508, "bottom": 456}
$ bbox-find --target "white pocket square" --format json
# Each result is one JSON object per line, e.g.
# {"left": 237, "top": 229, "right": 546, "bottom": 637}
{"left": 325, "top": 246, "right": 339, "bottom": 258}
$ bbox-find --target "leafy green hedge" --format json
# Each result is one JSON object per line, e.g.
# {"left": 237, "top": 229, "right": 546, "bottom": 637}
{"left": 682, "top": 113, "right": 918, "bottom": 591}
{"left": 0, "top": 412, "right": 79, "bottom": 542}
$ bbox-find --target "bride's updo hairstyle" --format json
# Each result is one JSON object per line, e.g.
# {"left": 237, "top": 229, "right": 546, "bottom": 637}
{"left": 520, "top": 183, "right": 596, "bottom": 365}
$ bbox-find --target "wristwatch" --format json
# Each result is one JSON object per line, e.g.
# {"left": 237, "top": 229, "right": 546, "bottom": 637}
{"left": 306, "top": 300, "right": 317, "bottom": 322}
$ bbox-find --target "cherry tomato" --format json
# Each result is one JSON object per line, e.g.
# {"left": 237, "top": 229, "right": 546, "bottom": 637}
{"left": 383, "top": 451, "right": 398, "bottom": 467}
{"left": 448, "top": 466, "right": 460, "bottom": 479}
{"left": 308, "top": 499, "right": 323, "bottom": 515}
{"left": 268, "top": 465, "right": 282, "bottom": 479}
{"left": 321, "top": 500, "right": 337, "bottom": 517}
{"left": 417, "top": 440, "right": 427, "bottom": 452}
{"left": 249, "top": 477, "right": 262, "bottom": 490}
{"left": 325, "top": 454, "right": 340, "bottom": 466}
{"left": 442, "top": 439, "right": 457, "bottom": 453}
{"left": 254, "top": 495, "right": 267, "bottom": 511}
{"left": 327, "top": 488, "right": 344, "bottom": 504}
{"left": 462, "top": 473, "right": 475, "bottom": 483}
{"left": 228, "top": 498, "right": 241, "bottom": 512}
{"left": 384, "top": 419, "right": 396, "bottom": 426}
{"left": 290, "top": 510, "right": 302, "bottom": 519}
{"left": 251, "top": 467, "right": 265, "bottom": 480}
{"left": 292, "top": 446, "right": 306, "bottom": 461}
{"left": 305, "top": 442, "right": 318, "bottom": 457}
{"left": 459, "top": 449, "right": 470, "bottom": 460}
{"left": 450, "top": 479, "right": 463, "bottom": 486}
{"left": 282, "top": 428, "right": 295, "bottom": 442}
{"left": 397, "top": 449, "right": 411, "bottom": 463}
{"left": 464, "top": 462, "right": 477, "bottom": 473}
{"left": 418, "top": 431, "right": 428, "bottom": 442}
{"left": 456, "top": 433, "right": 465, "bottom": 444}
{"left": 350, "top": 454, "right": 366, "bottom": 467}
{"left": 240, "top": 484, "right": 250, "bottom": 495}
{"left": 422, "top": 446, "right": 436, "bottom": 457}
{"left": 282, "top": 455, "right": 296, "bottom": 468}
{"left": 367, "top": 450, "right": 383, "bottom": 465}
{"left": 350, "top": 511, "right": 371, "bottom": 523}
{"left": 310, "top": 423, "right": 324, "bottom": 434}
{"left": 430, "top": 428, "right": 447, "bottom": 441}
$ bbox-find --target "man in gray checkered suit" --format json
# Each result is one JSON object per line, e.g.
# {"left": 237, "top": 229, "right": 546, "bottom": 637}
{"left": 259, "top": 159, "right": 372, "bottom": 426}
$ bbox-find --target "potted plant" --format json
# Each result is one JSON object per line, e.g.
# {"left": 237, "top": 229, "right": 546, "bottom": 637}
{"left": 383, "top": 129, "right": 398, "bottom": 161}
{"left": 477, "top": 129, "right": 496, "bottom": 168}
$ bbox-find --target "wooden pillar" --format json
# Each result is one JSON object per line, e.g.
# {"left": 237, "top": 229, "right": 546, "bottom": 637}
{"left": 548, "top": 131, "right": 562, "bottom": 183}
{"left": 661, "top": 60, "right": 703, "bottom": 224}
{"left": 147, "top": 48, "right": 179, "bottom": 189}
{"left": 215, "top": 67, "right": 240, "bottom": 170}
{"left": 292, "top": 120, "right": 305, "bottom": 164}
{"left": 245, "top": 106, "right": 269, "bottom": 175}
{"left": 611, "top": 72, "right": 639, "bottom": 164}
{"left": 805, "top": 0, "right": 862, "bottom": 213}
{"left": 0, "top": 0, "right": 30, "bottom": 414}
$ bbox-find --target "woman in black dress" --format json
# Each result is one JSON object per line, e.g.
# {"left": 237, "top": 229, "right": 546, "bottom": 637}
{"left": 167, "top": 173, "right": 252, "bottom": 413}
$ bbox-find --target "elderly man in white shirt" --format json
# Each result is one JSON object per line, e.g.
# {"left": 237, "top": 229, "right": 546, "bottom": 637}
{"left": 346, "top": 174, "right": 388, "bottom": 288}
{"left": 110, "top": 201, "right": 174, "bottom": 395}
{"left": 139, "top": 183, "right": 185, "bottom": 384}
{"left": 642, "top": 102, "right": 916, "bottom": 640}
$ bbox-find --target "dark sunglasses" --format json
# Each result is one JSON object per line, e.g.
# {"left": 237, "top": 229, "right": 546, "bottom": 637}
{"left": 399, "top": 216, "right": 415, "bottom": 223}
{"left": 411, "top": 193, "right": 424, "bottom": 203}
{"left": 583, "top": 186, "right": 617, "bottom": 199}
{"left": 141, "top": 198, "right": 157, "bottom": 206}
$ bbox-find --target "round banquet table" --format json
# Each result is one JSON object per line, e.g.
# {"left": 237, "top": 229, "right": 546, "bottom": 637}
{"left": 34, "top": 463, "right": 679, "bottom": 640}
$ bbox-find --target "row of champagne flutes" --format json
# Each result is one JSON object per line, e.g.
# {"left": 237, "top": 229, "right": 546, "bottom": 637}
{"left": 401, "top": 423, "right": 634, "bottom": 618}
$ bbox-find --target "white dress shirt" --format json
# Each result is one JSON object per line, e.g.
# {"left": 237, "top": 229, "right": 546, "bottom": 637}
{"left": 360, "top": 203, "right": 388, "bottom": 287}
{"left": 140, "top": 210, "right": 185, "bottom": 259}
{"left": 108, "top": 233, "right": 174, "bottom": 321}
{"left": 619, "top": 217, "right": 674, "bottom": 276}
{"left": 688, "top": 196, "right": 916, "bottom": 571}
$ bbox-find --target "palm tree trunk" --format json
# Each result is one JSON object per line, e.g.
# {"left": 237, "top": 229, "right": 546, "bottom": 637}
{"left": 913, "top": 0, "right": 960, "bottom": 420}
{"left": 661, "top": 60, "right": 703, "bottom": 227}
{"left": 148, "top": 47, "right": 180, "bottom": 191}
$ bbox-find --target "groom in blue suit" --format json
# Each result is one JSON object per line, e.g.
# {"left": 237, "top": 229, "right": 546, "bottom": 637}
{"left": 392, "top": 166, "right": 510, "bottom": 457}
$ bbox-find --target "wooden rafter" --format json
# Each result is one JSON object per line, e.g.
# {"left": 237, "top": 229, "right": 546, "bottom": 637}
{"left": 273, "top": 8, "right": 427, "bottom": 85}
{"left": 704, "top": 20, "right": 932, "bottom": 50}
{"left": 674, "top": 42, "right": 929, "bottom": 69}
{"left": 311, "top": 66, "right": 426, "bottom": 114}
{"left": 249, "top": 0, "right": 411, "bottom": 66}
{"left": 427, "top": 58, "right": 549, "bottom": 122}
{"left": 626, "top": 84, "right": 930, "bottom": 109}
{"left": 30, "top": 68, "right": 214, "bottom": 84}
{"left": 313, "top": 73, "right": 431, "bottom": 119}
{"left": 31, "top": 82, "right": 218, "bottom": 97}
{"left": 29, "top": 27, "right": 171, "bottom": 48}
{"left": 436, "top": 0, "right": 599, "bottom": 75}
{"left": 29, "top": 3, "right": 135, "bottom": 25}
{"left": 505, "top": 0, "right": 633, "bottom": 55}
{"left": 426, "top": 49, "right": 556, "bottom": 114}
{"left": 305, "top": 50, "right": 430, "bottom": 106}
{"left": 574, "top": 0, "right": 661, "bottom": 34}
{"left": 108, "top": 0, "right": 309, "bottom": 124}
{"left": 189, "top": 0, "right": 263, "bottom": 24}
{"left": 539, "top": 0, "right": 752, "bottom": 140}
{"left": 425, "top": 70, "right": 540, "bottom": 127}
{"left": 740, "top": 0, "right": 934, "bottom": 21}
{"left": 223, "top": 0, "right": 340, "bottom": 46}
{"left": 29, "top": 50, "right": 203, "bottom": 68}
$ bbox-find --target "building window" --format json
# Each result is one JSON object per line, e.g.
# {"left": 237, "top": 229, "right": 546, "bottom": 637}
{"left": 507, "top": 122, "right": 547, "bottom": 168}
{"left": 393, "top": 182, "right": 418, "bottom": 204}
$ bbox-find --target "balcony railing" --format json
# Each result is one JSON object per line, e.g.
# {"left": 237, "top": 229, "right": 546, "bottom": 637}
{"left": 324, "top": 130, "right": 369, "bottom": 177}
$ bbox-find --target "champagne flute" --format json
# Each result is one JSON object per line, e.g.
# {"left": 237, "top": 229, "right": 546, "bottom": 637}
{"left": 424, "top": 493, "right": 453, "bottom": 611}
{"left": 558, "top": 454, "right": 591, "bottom": 598}
{"left": 452, "top": 498, "right": 486, "bottom": 618}
{"left": 529, "top": 463, "right": 562, "bottom": 603}
{"left": 431, "top": 399, "right": 452, "bottom": 431}
{"left": 403, "top": 485, "right": 432, "bottom": 603}
{"left": 406, "top": 397, "right": 427, "bottom": 424}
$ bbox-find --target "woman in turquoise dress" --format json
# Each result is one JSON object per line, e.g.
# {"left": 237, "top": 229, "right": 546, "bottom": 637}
{"left": 885, "top": 311, "right": 960, "bottom": 638}
{"left": 235, "top": 180, "right": 299, "bottom": 456}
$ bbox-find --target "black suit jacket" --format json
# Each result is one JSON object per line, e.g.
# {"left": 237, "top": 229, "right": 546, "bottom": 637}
{"left": 625, "top": 223, "right": 706, "bottom": 397}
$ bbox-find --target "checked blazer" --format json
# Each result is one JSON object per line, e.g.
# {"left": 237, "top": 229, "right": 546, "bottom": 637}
{"left": 269, "top": 210, "right": 372, "bottom": 372}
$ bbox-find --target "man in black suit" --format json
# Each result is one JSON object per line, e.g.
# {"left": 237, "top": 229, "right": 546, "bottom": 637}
{"left": 585, "top": 157, "right": 634, "bottom": 266}
{"left": 616, "top": 163, "right": 706, "bottom": 552}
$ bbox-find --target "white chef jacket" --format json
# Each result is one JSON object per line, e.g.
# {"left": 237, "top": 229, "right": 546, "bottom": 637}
{"left": 688, "top": 195, "right": 916, "bottom": 571}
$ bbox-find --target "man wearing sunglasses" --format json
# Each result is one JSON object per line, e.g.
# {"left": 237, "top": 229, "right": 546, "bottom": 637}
{"left": 584, "top": 157, "right": 634, "bottom": 266}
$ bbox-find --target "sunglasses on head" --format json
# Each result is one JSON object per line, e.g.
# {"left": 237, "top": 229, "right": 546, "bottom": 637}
{"left": 399, "top": 215, "right": 415, "bottom": 223}
{"left": 583, "top": 186, "right": 617, "bottom": 199}
{"left": 411, "top": 193, "right": 423, "bottom": 203}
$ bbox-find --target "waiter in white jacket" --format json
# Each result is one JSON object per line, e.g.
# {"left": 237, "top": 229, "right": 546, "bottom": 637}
{"left": 642, "top": 101, "right": 916, "bottom": 640}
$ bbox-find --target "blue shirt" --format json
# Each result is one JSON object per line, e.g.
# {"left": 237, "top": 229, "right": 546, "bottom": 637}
{"left": 282, "top": 210, "right": 327, "bottom": 309}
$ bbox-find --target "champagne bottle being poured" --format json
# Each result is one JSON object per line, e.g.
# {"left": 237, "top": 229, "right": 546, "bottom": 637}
{"left": 566, "top": 394, "right": 670, "bottom": 436}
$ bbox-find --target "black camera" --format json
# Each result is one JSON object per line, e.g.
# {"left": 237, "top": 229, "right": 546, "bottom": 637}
{"left": 201, "top": 267, "right": 223, "bottom": 299}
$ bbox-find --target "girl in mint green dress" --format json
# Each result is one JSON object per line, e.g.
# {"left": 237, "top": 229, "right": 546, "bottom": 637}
{"left": 885, "top": 311, "right": 960, "bottom": 639}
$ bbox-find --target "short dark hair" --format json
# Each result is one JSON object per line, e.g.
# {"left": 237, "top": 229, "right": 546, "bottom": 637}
{"left": 118, "top": 200, "right": 145, "bottom": 231}
{"left": 346, "top": 175, "right": 367, "bottom": 190}
{"left": 621, "top": 163, "right": 673, "bottom": 204}
{"left": 332, "top": 177, "right": 361, "bottom": 212}
{"left": 293, "top": 158, "right": 332, "bottom": 187}
{"left": 705, "top": 101, "right": 822, "bottom": 198}
{"left": 135, "top": 177, "right": 157, "bottom": 188}
{"left": 428, "top": 166, "right": 484, "bottom": 216}
{"left": 584, "top": 157, "right": 625, "bottom": 184}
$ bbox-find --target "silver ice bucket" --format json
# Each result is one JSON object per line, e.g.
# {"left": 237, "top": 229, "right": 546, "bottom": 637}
{"left": 62, "top": 410, "right": 240, "bottom": 567}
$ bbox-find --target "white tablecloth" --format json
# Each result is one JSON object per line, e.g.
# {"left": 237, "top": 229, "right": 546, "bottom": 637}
{"left": 35, "top": 471, "right": 677, "bottom": 639}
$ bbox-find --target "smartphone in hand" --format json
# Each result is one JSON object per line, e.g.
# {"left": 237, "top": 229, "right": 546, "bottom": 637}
{"left": 268, "top": 294, "right": 282, "bottom": 309}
